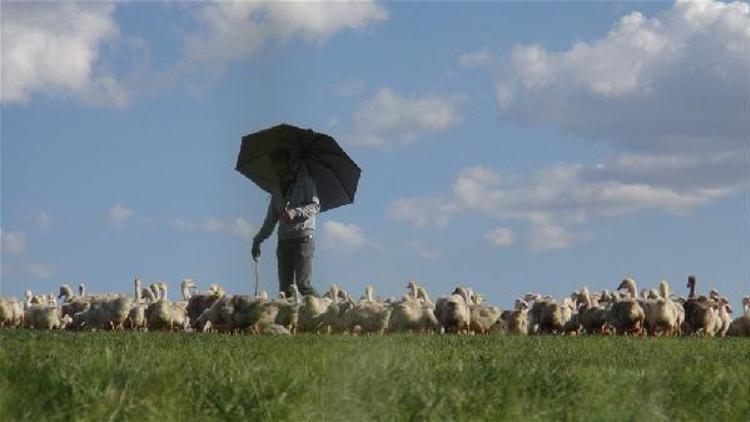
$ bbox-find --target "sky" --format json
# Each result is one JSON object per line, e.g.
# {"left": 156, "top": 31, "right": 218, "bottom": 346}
{"left": 1, "top": 0, "right": 749, "bottom": 309}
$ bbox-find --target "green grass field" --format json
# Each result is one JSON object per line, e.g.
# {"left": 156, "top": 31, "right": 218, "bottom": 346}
{"left": 1, "top": 332, "right": 748, "bottom": 421}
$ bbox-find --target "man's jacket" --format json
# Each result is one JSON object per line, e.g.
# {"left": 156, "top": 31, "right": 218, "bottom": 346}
{"left": 254, "top": 167, "right": 320, "bottom": 243}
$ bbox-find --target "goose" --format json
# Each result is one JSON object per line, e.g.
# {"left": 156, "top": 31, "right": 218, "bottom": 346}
{"left": 682, "top": 275, "right": 717, "bottom": 336}
{"left": 145, "top": 282, "right": 189, "bottom": 331}
{"left": 578, "top": 288, "right": 609, "bottom": 335}
{"left": 275, "top": 284, "right": 302, "bottom": 334}
{"left": 0, "top": 297, "right": 24, "bottom": 328}
{"left": 297, "top": 285, "right": 335, "bottom": 333}
{"left": 506, "top": 299, "right": 529, "bottom": 336}
{"left": 343, "top": 286, "right": 391, "bottom": 335}
{"left": 187, "top": 282, "right": 226, "bottom": 330}
{"left": 607, "top": 278, "right": 645, "bottom": 335}
{"left": 435, "top": 288, "right": 471, "bottom": 334}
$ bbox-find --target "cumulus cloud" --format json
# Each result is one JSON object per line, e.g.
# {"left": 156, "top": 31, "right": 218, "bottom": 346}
{"left": 528, "top": 222, "right": 573, "bottom": 251}
{"left": 183, "top": 1, "right": 387, "bottom": 79}
{"left": 480, "top": 0, "right": 749, "bottom": 199}
{"left": 323, "top": 220, "right": 368, "bottom": 251}
{"left": 493, "top": 0, "right": 749, "bottom": 158}
{"left": 390, "top": 162, "right": 733, "bottom": 250}
{"left": 1, "top": 2, "right": 129, "bottom": 107}
{"left": 409, "top": 0, "right": 749, "bottom": 249}
{"left": 351, "top": 88, "right": 462, "bottom": 147}
{"left": 3, "top": 1, "right": 387, "bottom": 106}
{"left": 485, "top": 227, "right": 514, "bottom": 247}
{"left": 387, "top": 195, "right": 460, "bottom": 228}
{"left": 108, "top": 204, "right": 134, "bottom": 229}
{"left": 1, "top": 230, "right": 27, "bottom": 255}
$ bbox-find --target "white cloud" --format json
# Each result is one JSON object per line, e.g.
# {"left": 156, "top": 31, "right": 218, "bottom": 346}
{"left": 458, "top": 49, "right": 492, "bottom": 68}
{"left": 183, "top": 1, "right": 387, "bottom": 78}
{"left": 323, "top": 220, "right": 368, "bottom": 251}
{"left": 172, "top": 217, "right": 196, "bottom": 231}
{"left": 228, "top": 218, "right": 255, "bottom": 238}
{"left": 2, "top": 2, "right": 387, "bottom": 106}
{"left": 351, "top": 88, "right": 462, "bottom": 147}
{"left": 108, "top": 204, "right": 134, "bottom": 229}
{"left": 1, "top": 2, "right": 128, "bottom": 107}
{"left": 528, "top": 222, "right": 573, "bottom": 251}
{"left": 202, "top": 218, "right": 225, "bottom": 233}
{"left": 332, "top": 78, "right": 366, "bottom": 96}
{"left": 1, "top": 230, "right": 27, "bottom": 255}
{"left": 485, "top": 227, "right": 514, "bottom": 247}
{"left": 390, "top": 162, "right": 732, "bottom": 250}
{"left": 414, "top": 0, "right": 749, "bottom": 249}
{"left": 387, "top": 195, "right": 460, "bottom": 228}
{"left": 493, "top": 0, "right": 748, "bottom": 159}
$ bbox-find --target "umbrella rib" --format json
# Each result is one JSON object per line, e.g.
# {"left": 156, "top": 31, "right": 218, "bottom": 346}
{"left": 305, "top": 150, "right": 359, "bottom": 203}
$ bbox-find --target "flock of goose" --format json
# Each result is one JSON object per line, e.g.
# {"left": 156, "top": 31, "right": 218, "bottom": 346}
{"left": 1, "top": 275, "right": 748, "bottom": 337}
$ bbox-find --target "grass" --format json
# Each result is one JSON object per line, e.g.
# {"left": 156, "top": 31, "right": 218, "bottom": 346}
{"left": 1, "top": 331, "right": 748, "bottom": 421}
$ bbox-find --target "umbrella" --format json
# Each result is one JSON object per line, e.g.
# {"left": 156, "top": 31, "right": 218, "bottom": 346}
{"left": 235, "top": 123, "right": 361, "bottom": 212}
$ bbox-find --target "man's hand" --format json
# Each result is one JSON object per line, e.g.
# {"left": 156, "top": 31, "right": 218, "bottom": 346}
{"left": 251, "top": 240, "right": 261, "bottom": 262}
{"left": 281, "top": 209, "right": 297, "bottom": 222}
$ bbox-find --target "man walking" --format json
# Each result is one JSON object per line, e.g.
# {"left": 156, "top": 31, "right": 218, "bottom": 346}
{"left": 251, "top": 148, "right": 320, "bottom": 296}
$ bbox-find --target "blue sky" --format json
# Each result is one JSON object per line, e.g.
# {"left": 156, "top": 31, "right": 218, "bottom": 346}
{"left": 2, "top": 1, "right": 748, "bottom": 309}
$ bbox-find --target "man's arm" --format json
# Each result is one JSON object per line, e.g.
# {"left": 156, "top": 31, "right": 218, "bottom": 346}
{"left": 291, "top": 175, "right": 320, "bottom": 220}
{"left": 254, "top": 199, "right": 279, "bottom": 244}
{"left": 291, "top": 196, "right": 320, "bottom": 220}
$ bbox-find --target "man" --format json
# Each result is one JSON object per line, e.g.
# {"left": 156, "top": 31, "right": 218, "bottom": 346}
{"left": 251, "top": 148, "right": 320, "bottom": 296}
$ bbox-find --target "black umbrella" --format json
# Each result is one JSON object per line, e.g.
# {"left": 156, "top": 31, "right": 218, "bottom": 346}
{"left": 235, "top": 123, "right": 361, "bottom": 212}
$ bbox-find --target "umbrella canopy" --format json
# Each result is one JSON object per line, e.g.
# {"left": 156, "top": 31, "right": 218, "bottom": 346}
{"left": 235, "top": 124, "right": 361, "bottom": 212}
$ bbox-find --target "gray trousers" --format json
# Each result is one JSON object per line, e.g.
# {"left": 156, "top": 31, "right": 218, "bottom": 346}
{"left": 276, "top": 235, "right": 316, "bottom": 296}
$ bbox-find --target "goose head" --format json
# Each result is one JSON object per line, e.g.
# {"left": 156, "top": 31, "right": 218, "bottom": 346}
{"left": 141, "top": 287, "right": 156, "bottom": 302}
{"left": 327, "top": 284, "right": 340, "bottom": 301}
{"left": 416, "top": 287, "right": 431, "bottom": 304}
{"left": 659, "top": 280, "right": 670, "bottom": 298}
{"left": 157, "top": 282, "right": 168, "bottom": 301}
{"left": 708, "top": 288, "right": 720, "bottom": 300}
{"left": 514, "top": 299, "right": 529, "bottom": 311}
{"left": 617, "top": 278, "right": 637, "bottom": 298}
{"left": 181, "top": 279, "right": 196, "bottom": 300}
{"left": 134, "top": 276, "right": 142, "bottom": 301}
{"left": 58, "top": 284, "right": 73, "bottom": 300}
{"left": 523, "top": 293, "right": 542, "bottom": 303}
{"left": 290, "top": 284, "right": 302, "bottom": 304}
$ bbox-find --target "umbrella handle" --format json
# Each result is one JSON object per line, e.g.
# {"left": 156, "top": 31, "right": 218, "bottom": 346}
{"left": 254, "top": 258, "right": 260, "bottom": 297}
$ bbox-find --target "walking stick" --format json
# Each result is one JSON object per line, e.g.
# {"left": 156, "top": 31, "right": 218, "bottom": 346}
{"left": 253, "top": 257, "right": 260, "bottom": 297}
